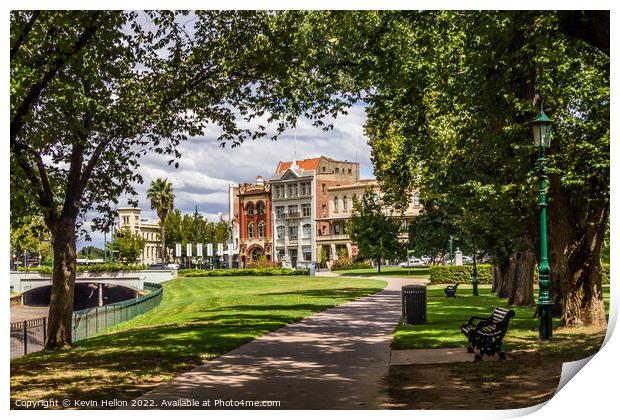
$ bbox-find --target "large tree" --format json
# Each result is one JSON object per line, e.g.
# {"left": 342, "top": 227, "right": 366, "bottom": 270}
{"left": 146, "top": 178, "right": 175, "bottom": 263}
{"left": 10, "top": 11, "right": 347, "bottom": 349}
{"left": 253, "top": 11, "right": 608, "bottom": 325}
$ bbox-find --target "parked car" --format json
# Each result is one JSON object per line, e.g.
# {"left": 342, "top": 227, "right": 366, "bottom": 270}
{"left": 399, "top": 258, "right": 424, "bottom": 268}
{"left": 166, "top": 263, "right": 180, "bottom": 270}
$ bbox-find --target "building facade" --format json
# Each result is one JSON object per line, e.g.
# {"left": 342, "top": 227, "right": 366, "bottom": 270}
{"left": 271, "top": 156, "right": 359, "bottom": 268}
{"left": 316, "top": 180, "right": 422, "bottom": 263}
{"left": 117, "top": 207, "right": 162, "bottom": 265}
{"left": 235, "top": 176, "right": 273, "bottom": 267}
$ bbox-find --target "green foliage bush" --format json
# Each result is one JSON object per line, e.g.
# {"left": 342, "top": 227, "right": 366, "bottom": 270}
{"left": 331, "top": 258, "right": 373, "bottom": 271}
{"left": 429, "top": 264, "right": 493, "bottom": 285}
{"left": 17, "top": 263, "right": 146, "bottom": 274}
{"left": 179, "top": 267, "right": 309, "bottom": 277}
{"left": 602, "top": 263, "right": 610, "bottom": 284}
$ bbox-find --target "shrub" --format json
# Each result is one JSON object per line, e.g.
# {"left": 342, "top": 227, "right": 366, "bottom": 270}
{"left": 17, "top": 263, "right": 146, "bottom": 274}
{"left": 603, "top": 263, "right": 610, "bottom": 284}
{"left": 331, "top": 258, "right": 373, "bottom": 271}
{"left": 429, "top": 264, "right": 493, "bottom": 285}
{"left": 247, "top": 256, "right": 280, "bottom": 269}
{"left": 179, "top": 267, "right": 309, "bottom": 277}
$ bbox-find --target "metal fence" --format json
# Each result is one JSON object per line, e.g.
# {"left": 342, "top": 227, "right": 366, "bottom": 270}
{"left": 10, "top": 282, "right": 163, "bottom": 359}
{"left": 72, "top": 282, "right": 163, "bottom": 341}
{"left": 10, "top": 317, "right": 46, "bottom": 359}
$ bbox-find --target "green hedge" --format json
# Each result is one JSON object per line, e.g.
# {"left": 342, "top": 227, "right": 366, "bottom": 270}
{"left": 603, "top": 263, "right": 610, "bottom": 284}
{"left": 179, "top": 267, "right": 309, "bottom": 277}
{"left": 429, "top": 264, "right": 493, "bottom": 285}
{"left": 17, "top": 263, "right": 146, "bottom": 274}
{"left": 331, "top": 259, "right": 373, "bottom": 271}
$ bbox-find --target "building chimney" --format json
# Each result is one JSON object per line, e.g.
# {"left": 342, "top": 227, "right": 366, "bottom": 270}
{"left": 256, "top": 175, "right": 264, "bottom": 186}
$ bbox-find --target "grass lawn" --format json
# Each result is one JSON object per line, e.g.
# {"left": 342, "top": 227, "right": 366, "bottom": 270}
{"left": 333, "top": 266, "right": 430, "bottom": 278}
{"left": 386, "top": 284, "right": 610, "bottom": 409}
{"left": 393, "top": 284, "right": 610, "bottom": 355}
{"left": 10, "top": 275, "right": 386, "bottom": 406}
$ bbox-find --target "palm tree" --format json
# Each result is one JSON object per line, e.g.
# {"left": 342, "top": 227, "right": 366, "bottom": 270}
{"left": 146, "top": 178, "right": 175, "bottom": 263}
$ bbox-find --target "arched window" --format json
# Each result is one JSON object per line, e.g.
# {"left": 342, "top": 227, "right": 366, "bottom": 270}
{"left": 246, "top": 202, "right": 254, "bottom": 215}
{"left": 413, "top": 192, "right": 421, "bottom": 207}
{"left": 258, "top": 222, "right": 265, "bottom": 238}
{"left": 248, "top": 222, "right": 255, "bottom": 239}
{"left": 257, "top": 202, "right": 265, "bottom": 215}
{"left": 343, "top": 196, "right": 349, "bottom": 210}
{"left": 302, "top": 224, "right": 311, "bottom": 238}
{"left": 334, "top": 196, "right": 339, "bottom": 210}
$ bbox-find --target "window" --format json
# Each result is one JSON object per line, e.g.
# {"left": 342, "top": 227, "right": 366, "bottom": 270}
{"left": 322, "top": 183, "right": 326, "bottom": 195}
{"left": 276, "top": 226, "right": 285, "bottom": 239}
{"left": 401, "top": 219, "right": 408, "bottom": 231}
{"left": 248, "top": 222, "right": 254, "bottom": 239}
{"left": 322, "top": 166, "right": 326, "bottom": 172}
{"left": 275, "top": 185, "right": 284, "bottom": 199}
{"left": 258, "top": 222, "right": 265, "bottom": 238}
{"left": 413, "top": 192, "right": 421, "bottom": 207}
{"left": 322, "top": 204, "right": 327, "bottom": 217}
{"left": 287, "top": 183, "right": 298, "bottom": 197}
{"left": 334, "top": 224, "right": 341, "bottom": 235}
{"left": 302, "top": 224, "right": 311, "bottom": 238}
{"left": 321, "top": 225, "right": 327, "bottom": 235}
{"left": 348, "top": 168, "right": 352, "bottom": 175}
{"left": 301, "top": 182, "right": 307, "bottom": 196}
{"left": 289, "top": 226, "right": 298, "bottom": 239}
{"left": 257, "top": 202, "right": 265, "bottom": 215}
{"left": 303, "top": 247, "right": 312, "bottom": 261}
{"left": 343, "top": 196, "right": 348, "bottom": 210}
{"left": 334, "top": 196, "right": 339, "bottom": 210}
{"left": 276, "top": 206, "right": 285, "bottom": 218}
{"left": 372, "top": 193, "right": 379, "bottom": 203}
{"left": 302, "top": 203, "right": 311, "bottom": 217}
{"left": 288, "top": 205, "right": 298, "bottom": 216}
{"left": 246, "top": 202, "right": 254, "bottom": 215}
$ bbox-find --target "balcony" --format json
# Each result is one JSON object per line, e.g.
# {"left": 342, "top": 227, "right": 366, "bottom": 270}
{"left": 279, "top": 212, "right": 301, "bottom": 219}
{"left": 317, "top": 233, "right": 350, "bottom": 242}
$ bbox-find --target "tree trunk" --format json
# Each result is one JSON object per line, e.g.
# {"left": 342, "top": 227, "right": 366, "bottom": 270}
{"left": 377, "top": 258, "right": 381, "bottom": 273}
{"left": 45, "top": 216, "right": 77, "bottom": 349}
{"left": 161, "top": 224, "right": 166, "bottom": 263}
{"left": 506, "top": 248, "right": 535, "bottom": 306}
{"left": 547, "top": 178, "right": 608, "bottom": 327}
{"left": 493, "top": 257, "right": 512, "bottom": 298}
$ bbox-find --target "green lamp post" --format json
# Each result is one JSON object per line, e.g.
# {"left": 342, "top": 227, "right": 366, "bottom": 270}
{"left": 471, "top": 245, "right": 479, "bottom": 296}
{"left": 448, "top": 237, "right": 454, "bottom": 265}
{"left": 532, "top": 104, "right": 554, "bottom": 341}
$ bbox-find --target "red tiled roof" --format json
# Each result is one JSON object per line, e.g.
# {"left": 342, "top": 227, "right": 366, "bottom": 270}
{"left": 276, "top": 157, "right": 321, "bottom": 174}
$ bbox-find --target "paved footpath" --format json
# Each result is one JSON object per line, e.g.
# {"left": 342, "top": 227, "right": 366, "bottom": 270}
{"left": 135, "top": 275, "right": 424, "bottom": 409}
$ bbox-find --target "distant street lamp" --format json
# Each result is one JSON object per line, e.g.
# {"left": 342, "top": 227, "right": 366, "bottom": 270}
{"left": 532, "top": 103, "right": 554, "bottom": 341}
{"left": 471, "top": 245, "right": 479, "bottom": 296}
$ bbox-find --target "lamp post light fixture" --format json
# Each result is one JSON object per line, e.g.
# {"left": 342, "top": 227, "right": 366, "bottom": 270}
{"left": 532, "top": 103, "right": 554, "bottom": 340}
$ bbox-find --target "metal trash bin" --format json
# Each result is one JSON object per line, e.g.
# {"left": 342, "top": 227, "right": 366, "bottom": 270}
{"left": 402, "top": 285, "right": 427, "bottom": 324}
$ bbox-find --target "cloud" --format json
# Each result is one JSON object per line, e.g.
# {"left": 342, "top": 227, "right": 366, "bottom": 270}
{"left": 78, "top": 104, "right": 373, "bottom": 249}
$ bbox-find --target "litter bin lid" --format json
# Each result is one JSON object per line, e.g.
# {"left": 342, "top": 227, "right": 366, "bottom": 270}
{"left": 402, "top": 285, "right": 426, "bottom": 291}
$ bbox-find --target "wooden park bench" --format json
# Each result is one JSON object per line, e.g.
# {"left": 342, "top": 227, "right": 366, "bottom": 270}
{"left": 461, "top": 306, "right": 515, "bottom": 361}
{"left": 444, "top": 283, "right": 459, "bottom": 298}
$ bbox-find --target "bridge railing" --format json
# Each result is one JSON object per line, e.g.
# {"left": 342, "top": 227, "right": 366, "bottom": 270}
{"left": 72, "top": 282, "right": 163, "bottom": 342}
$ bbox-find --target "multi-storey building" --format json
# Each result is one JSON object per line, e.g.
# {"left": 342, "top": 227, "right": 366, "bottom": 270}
{"left": 117, "top": 207, "right": 162, "bottom": 265}
{"left": 271, "top": 156, "right": 359, "bottom": 268}
{"left": 316, "top": 180, "right": 422, "bottom": 262}
{"left": 235, "top": 176, "right": 273, "bottom": 267}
